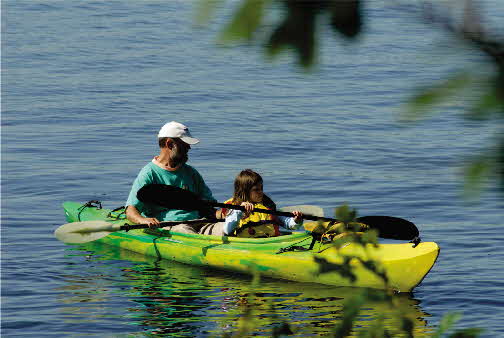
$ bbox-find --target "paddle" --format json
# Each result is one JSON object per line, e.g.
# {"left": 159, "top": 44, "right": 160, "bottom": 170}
{"left": 55, "top": 205, "right": 321, "bottom": 244}
{"left": 279, "top": 205, "right": 324, "bottom": 217}
{"left": 137, "top": 184, "right": 420, "bottom": 241}
{"left": 54, "top": 219, "right": 210, "bottom": 244}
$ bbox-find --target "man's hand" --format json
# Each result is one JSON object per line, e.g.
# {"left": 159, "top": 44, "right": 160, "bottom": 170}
{"left": 142, "top": 217, "right": 161, "bottom": 228}
{"left": 126, "top": 205, "right": 160, "bottom": 228}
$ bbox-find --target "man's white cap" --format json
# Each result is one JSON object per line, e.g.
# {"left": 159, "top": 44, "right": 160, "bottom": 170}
{"left": 158, "top": 121, "right": 200, "bottom": 145}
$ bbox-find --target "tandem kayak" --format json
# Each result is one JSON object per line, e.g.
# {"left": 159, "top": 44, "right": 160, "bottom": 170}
{"left": 62, "top": 201, "right": 439, "bottom": 292}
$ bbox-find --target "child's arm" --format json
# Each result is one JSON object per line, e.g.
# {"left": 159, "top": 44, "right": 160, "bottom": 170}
{"left": 223, "top": 209, "right": 243, "bottom": 235}
{"left": 277, "top": 211, "right": 304, "bottom": 230}
{"left": 223, "top": 202, "right": 254, "bottom": 235}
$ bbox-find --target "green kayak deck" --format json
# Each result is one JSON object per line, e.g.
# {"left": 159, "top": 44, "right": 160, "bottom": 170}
{"left": 62, "top": 201, "right": 439, "bottom": 292}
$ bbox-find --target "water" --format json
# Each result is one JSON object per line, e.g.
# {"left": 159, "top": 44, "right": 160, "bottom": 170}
{"left": 2, "top": 0, "right": 503, "bottom": 336}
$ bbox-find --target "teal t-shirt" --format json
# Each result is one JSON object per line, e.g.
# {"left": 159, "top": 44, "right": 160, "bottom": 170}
{"left": 126, "top": 161, "right": 215, "bottom": 221}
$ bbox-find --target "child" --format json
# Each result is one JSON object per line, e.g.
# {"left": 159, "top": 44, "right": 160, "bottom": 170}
{"left": 220, "top": 169, "right": 303, "bottom": 238}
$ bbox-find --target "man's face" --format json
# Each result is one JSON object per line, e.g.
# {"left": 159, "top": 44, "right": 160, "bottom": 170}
{"left": 169, "top": 138, "right": 190, "bottom": 167}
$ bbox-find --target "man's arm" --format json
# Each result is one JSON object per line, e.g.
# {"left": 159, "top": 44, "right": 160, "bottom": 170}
{"left": 126, "top": 205, "right": 160, "bottom": 227}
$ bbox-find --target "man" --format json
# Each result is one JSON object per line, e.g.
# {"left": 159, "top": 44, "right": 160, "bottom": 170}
{"left": 125, "top": 121, "right": 221, "bottom": 234}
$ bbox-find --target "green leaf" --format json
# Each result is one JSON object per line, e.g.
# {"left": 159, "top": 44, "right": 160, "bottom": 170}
{"left": 463, "top": 155, "right": 493, "bottom": 199}
{"left": 358, "top": 315, "right": 392, "bottom": 338}
{"left": 272, "top": 322, "right": 294, "bottom": 337}
{"left": 329, "top": 0, "right": 362, "bottom": 39}
{"left": 403, "top": 74, "right": 472, "bottom": 122}
{"left": 358, "top": 258, "right": 388, "bottom": 284}
{"left": 432, "top": 312, "right": 462, "bottom": 338}
{"left": 331, "top": 235, "right": 355, "bottom": 249}
{"left": 361, "top": 229, "right": 379, "bottom": 245}
{"left": 218, "top": 0, "right": 267, "bottom": 43}
{"left": 314, "top": 256, "right": 357, "bottom": 282}
{"left": 401, "top": 316, "right": 415, "bottom": 338}
{"left": 194, "top": 0, "right": 223, "bottom": 26}
{"left": 333, "top": 294, "right": 364, "bottom": 337}
{"left": 467, "top": 87, "right": 504, "bottom": 120}
{"left": 266, "top": 1, "right": 318, "bottom": 69}
{"left": 335, "top": 204, "right": 357, "bottom": 224}
{"left": 449, "top": 327, "right": 484, "bottom": 338}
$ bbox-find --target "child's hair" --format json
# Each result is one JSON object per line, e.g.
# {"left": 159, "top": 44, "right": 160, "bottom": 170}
{"left": 232, "top": 169, "right": 276, "bottom": 210}
{"left": 232, "top": 169, "right": 263, "bottom": 205}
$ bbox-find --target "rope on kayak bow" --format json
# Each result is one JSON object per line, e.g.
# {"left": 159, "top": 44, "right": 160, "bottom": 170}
{"left": 107, "top": 206, "right": 127, "bottom": 220}
{"left": 410, "top": 236, "right": 421, "bottom": 247}
{"left": 77, "top": 200, "right": 102, "bottom": 221}
{"left": 276, "top": 220, "right": 341, "bottom": 254}
{"left": 276, "top": 235, "right": 314, "bottom": 254}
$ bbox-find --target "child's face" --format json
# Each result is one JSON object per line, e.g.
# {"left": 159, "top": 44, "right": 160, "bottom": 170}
{"left": 249, "top": 184, "right": 263, "bottom": 203}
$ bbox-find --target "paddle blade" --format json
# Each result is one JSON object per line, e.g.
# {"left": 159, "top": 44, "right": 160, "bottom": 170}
{"left": 356, "top": 216, "right": 419, "bottom": 241}
{"left": 55, "top": 221, "right": 120, "bottom": 244}
{"left": 280, "top": 205, "right": 324, "bottom": 217}
{"left": 137, "top": 184, "right": 205, "bottom": 211}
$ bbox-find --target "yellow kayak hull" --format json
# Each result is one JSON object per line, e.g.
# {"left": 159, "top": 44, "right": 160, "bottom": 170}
{"left": 63, "top": 202, "right": 439, "bottom": 292}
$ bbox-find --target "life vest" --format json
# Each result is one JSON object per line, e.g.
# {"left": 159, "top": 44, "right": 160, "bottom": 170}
{"left": 222, "top": 199, "right": 280, "bottom": 238}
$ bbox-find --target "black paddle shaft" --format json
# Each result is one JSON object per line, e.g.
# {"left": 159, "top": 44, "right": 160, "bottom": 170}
{"left": 137, "top": 184, "right": 331, "bottom": 221}
{"left": 137, "top": 184, "right": 419, "bottom": 240}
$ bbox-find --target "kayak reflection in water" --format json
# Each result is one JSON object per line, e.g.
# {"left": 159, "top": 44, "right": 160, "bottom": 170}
{"left": 217, "top": 169, "right": 303, "bottom": 238}
{"left": 125, "top": 121, "right": 223, "bottom": 235}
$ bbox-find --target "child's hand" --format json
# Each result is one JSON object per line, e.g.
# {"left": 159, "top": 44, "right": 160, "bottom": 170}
{"left": 240, "top": 202, "right": 254, "bottom": 218}
{"left": 292, "top": 211, "right": 304, "bottom": 224}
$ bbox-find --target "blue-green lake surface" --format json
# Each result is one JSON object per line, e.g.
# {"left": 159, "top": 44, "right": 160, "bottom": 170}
{"left": 2, "top": 1, "right": 503, "bottom": 336}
